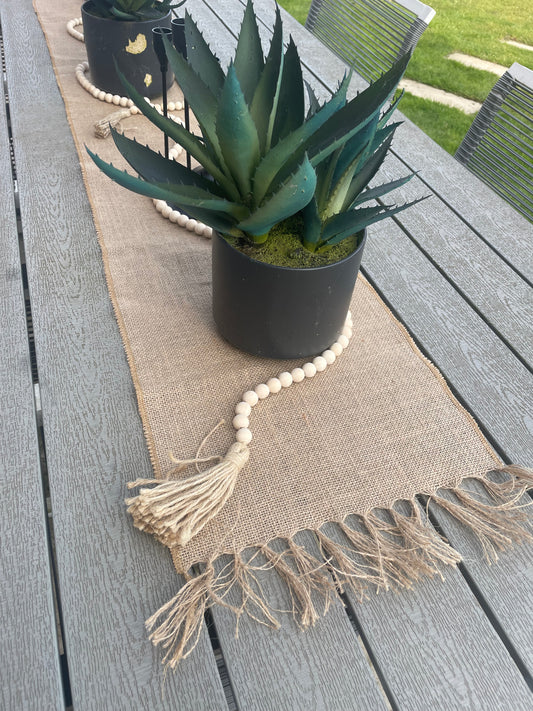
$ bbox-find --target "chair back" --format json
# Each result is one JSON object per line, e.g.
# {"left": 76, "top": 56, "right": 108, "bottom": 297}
{"left": 305, "top": 0, "right": 435, "bottom": 82}
{"left": 455, "top": 63, "right": 533, "bottom": 222}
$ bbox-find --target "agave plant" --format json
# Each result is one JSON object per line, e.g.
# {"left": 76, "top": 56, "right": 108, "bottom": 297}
{"left": 87, "top": 0, "right": 185, "bottom": 21}
{"left": 88, "top": 0, "right": 422, "bottom": 250}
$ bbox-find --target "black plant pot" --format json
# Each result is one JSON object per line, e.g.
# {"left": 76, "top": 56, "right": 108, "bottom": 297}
{"left": 212, "top": 230, "right": 367, "bottom": 359}
{"left": 81, "top": 1, "right": 173, "bottom": 99}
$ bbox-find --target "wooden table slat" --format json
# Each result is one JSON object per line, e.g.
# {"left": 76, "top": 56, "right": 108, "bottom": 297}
{"left": 0, "top": 61, "right": 65, "bottom": 710}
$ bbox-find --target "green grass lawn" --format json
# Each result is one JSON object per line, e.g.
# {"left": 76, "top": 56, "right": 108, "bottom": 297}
{"left": 278, "top": 0, "right": 533, "bottom": 154}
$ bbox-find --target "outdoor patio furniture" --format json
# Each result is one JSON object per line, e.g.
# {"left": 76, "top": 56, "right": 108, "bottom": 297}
{"left": 305, "top": 0, "right": 436, "bottom": 81}
{"left": 456, "top": 62, "right": 533, "bottom": 222}
{"left": 1, "top": 0, "right": 532, "bottom": 708}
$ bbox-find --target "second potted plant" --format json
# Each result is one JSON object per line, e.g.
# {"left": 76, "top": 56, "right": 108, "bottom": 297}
{"left": 88, "top": 0, "right": 424, "bottom": 357}
{"left": 81, "top": 0, "right": 184, "bottom": 98}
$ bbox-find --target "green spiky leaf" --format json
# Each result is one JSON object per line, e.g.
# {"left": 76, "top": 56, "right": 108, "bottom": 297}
{"left": 301, "top": 196, "right": 322, "bottom": 248}
{"left": 110, "top": 128, "right": 225, "bottom": 195}
{"left": 307, "top": 51, "right": 411, "bottom": 166}
{"left": 252, "top": 72, "right": 350, "bottom": 205}
{"left": 250, "top": 5, "right": 284, "bottom": 153}
{"left": 271, "top": 37, "right": 305, "bottom": 147}
{"left": 162, "top": 32, "right": 224, "bottom": 167}
{"left": 352, "top": 173, "right": 417, "bottom": 207}
{"left": 216, "top": 64, "right": 260, "bottom": 197}
{"left": 305, "top": 81, "right": 321, "bottom": 119}
{"left": 236, "top": 154, "right": 316, "bottom": 237}
{"left": 341, "top": 133, "right": 395, "bottom": 209}
{"left": 234, "top": 0, "right": 264, "bottom": 104}
{"left": 185, "top": 14, "right": 225, "bottom": 98}
{"left": 322, "top": 198, "right": 428, "bottom": 246}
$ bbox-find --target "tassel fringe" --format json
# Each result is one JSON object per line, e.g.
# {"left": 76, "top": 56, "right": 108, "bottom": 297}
{"left": 126, "top": 442, "right": 250, "bottom": 546}
{"left": 94, "top": 109, "right": 132, "bottom": 138}
{"left": 140, "top": 466, "right": 533, "bottom": 670}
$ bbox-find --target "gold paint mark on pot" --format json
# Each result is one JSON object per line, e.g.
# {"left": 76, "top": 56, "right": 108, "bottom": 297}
{"left": 144, "top": 74, "right": 153, "bottom": 87}
{"left": 125, "top": 33, "right": 147, "bottom": 54}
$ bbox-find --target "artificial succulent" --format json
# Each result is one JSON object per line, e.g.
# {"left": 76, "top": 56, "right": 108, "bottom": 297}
{"left": 88, "top": 0, "right": 423, "bottom": 251}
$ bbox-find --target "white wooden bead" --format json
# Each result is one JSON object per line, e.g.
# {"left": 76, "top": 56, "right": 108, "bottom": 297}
{"left": 338, "top": 334, "right": 349, "bottom": 348}
{"left": 155, "top": 200, "right": 166, "bottom": 212}
{"left": 169, "top": 211, "right": 180, "bottom": 223}
{"left": 232, "top": 414, "right": 250, "bottom": 430}
{"left": 291, "top": 367, "right": 305, "bottom": 383}
{"left": 168, "top": 101, "right": 175, "bottom": 111}
{"left": 119, "top": 97, "right": 129, "bottom": 107}
{"left": 194, "top": 222, "right": 205, "bottom": 235}
{"left": 278, "top": 371, "right": 293, "bottom": 388}
{"left": 303, "top": 362, "right": 317, "bottom": 378}
{"left": 186, "top": 219, "right": 197, "bottom": 231}
{"left": 342, "top": 326, "right": 353, "bottom": 339}
{"left": 313, "top": 356, "right": 327, "bottom": 372}
{"left": 127, "top": 99, "right": 134, "bottom": 107}
{"left": 243, "top": 390, "right": 259, "bottom": 406}
{"left": 267, "top": 377, "right": 282, "bottom": 393}
{"left": 161, "top": 205, "right": 172, "bottom": 218}
{"left": 130, "top": 105, "right": 140, "bottom": 115}
{"left": 112, "top": 94, "right": 121, "bottom": 105}
{"left": 255, "top": 383, "right": 270, "bottom": 399}
{"left": 236, "top": 428, "right": 252, "bottom": 444}
{"left": 204, "top": 226, "right": 213, "bottom": 238}
{"left": 347, "top": 310, "right": 352, "bottom": 321}
{"left": 105, "top": 93, "right": 113, "bottom": 103}
{"left": 91, "top": 87, "right": 100, "bottom": 97}
{"left": 177, "top": 214, "right": 189, "bottom": 227}
{"left": 330, "top": 342, "right": 343, "bottom": 356}
{"left": 322, "top": 349, "right": 336, "bottom": 365}
{"left": 235, "top": 401, "right": 252, "bottom": 416}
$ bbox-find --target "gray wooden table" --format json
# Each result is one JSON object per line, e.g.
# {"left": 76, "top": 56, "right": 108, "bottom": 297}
{"left": 1, "top": 0, "right": 532, "bottom": 709}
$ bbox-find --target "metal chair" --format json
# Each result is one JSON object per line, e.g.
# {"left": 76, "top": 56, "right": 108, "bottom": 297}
{"left": 455, "top": 63, "right": 533, "bottom": 223}
{"left": 305, "top": 0, "right": 436, "bottom": 82}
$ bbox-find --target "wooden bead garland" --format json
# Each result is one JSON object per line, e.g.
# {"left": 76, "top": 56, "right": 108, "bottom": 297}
{"left": 126, "top": 311, "right": 354, "bottom": 547}
{"left": 67, "top": 17, "right": 85, "bottom": 42}
{"left": 74, "top": 60, "right": 184, "bottom": 113}
{"left": 231, "top": 310, "right": 354, "bottom": 445}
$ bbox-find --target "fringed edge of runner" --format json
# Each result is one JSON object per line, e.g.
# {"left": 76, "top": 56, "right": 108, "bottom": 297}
{"left": 145, "top": 465, "right": 533, "bottom": 670}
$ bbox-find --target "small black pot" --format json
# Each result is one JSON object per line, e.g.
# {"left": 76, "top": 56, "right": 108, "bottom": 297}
{"left": 81, "top": 1, "right": 173, "bottom": 99}
{"left": 212, "top": 230, "right": 367, "bottom": 359}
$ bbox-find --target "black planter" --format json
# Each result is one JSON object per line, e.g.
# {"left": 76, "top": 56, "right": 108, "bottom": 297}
{"left": 81, "top": 1, "right": 173, "bottom": 99}
{"left": 212, "top": 231, "right": 367, "bottom": 359}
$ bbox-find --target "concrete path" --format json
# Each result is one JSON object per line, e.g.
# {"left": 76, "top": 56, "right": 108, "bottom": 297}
{"left": 399, "top": 78, "right": 482, "bottom": 113}
{"left": 448, "top": 52, "right": 508, "bottom": 76}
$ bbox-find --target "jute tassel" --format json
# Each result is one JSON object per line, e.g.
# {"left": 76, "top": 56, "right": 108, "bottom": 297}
{"left": 126, "top": 442, "right": 250, "bottom": 547}
{"left": 146, "top": 565, "right": 215, "bottom": 669}
{"left": 94, "top": 109, "right": 132, "bottom": 138}
{"left": 261, "top": 545, "right": 334, "bottom": 628}
{"left": 428, "top": 466, "right": 533, "bottom": 562}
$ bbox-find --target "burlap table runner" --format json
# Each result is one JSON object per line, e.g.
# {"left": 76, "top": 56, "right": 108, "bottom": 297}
{"left": 35, "top": 0, "right": 533, "bottom": 669}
